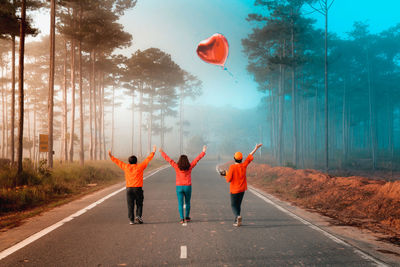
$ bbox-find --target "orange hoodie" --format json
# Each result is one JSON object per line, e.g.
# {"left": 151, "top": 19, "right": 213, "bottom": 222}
{"left": 110, "top": 152, "right": 155, "bottom": 187}
{"left": 161, "top": 151, "right": 205, "bottom": 186}
{"left": 225, "top": 154, "right": 253, "bottom": 193}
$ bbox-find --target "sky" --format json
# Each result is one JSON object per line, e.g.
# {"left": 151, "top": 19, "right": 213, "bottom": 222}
{"left": 31, "top": 0, "right": 400, "bottom": 109}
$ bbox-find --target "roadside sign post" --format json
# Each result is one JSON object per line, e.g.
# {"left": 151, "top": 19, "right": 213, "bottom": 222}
{"left": 39, "top": 134, "right": 49, "bottom": 153}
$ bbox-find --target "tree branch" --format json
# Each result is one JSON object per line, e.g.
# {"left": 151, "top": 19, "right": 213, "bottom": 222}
{"left": 328, "top": 0, "right": 336, "bottom": 10}
{"left": 306, "top": 3, "right": 325, "bottom": 15}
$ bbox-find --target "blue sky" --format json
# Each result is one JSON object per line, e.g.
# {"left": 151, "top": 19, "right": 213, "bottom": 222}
{"left": 32, "top": 0, "right": 400, "bottom": 109}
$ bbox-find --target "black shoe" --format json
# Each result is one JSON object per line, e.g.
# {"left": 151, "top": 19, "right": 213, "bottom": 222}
{"left": 185, "top": 217, "right": 191, "bottom": 222}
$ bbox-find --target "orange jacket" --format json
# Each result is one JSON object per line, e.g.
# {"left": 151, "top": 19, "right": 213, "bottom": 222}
{"left": 161, "top": 151, "right": 205, "bottom": 186}
{"left": 110, "top": 152, "right": 155, "bottom": 187}
{"left": 225, "top": 154, "right": 253, "bottom": 193}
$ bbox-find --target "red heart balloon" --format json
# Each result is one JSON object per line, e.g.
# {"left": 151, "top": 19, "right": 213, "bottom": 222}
{"left": 196, "top": 33, "right": 229, "bottom": 67}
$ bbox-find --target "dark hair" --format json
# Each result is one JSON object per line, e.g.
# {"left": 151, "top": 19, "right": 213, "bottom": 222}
{"left": 234, "top": 158, "right": 242, "bottom": 164}
{"left": 129, "top": 155, "right": 137, "bottom": 164}
{"left": 177, "top": 155, "right": 190, "bottom": 171}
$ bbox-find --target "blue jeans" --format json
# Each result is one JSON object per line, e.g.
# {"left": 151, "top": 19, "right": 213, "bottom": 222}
{"left": 176, "top": 185, "right": 192, "bottom": 219}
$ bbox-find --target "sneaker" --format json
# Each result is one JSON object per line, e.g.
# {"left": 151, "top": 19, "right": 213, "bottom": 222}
{"left": 237, "top": 216, "right": 242, "bottom": 226}
{"left": 185, "top": 217, "right": 191, "bottom": 222}
{"left": 233, "top": 216, "right": 242, "bottom": 227}
{"left": 137, "top": 217, "right": 143, "bottom": 224}
{"left": 180, "top": 219, "right": 185, "bottom": 224}
{"left": 129, "top": 221, "right": 135, "bottom": 225}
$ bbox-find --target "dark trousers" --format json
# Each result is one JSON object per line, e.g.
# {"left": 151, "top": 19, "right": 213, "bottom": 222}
{"left": 126, "top": 187, "right": 144, "bottom": 221}
{"left": 230, "top": 191, "right": 245, "bottom": 217}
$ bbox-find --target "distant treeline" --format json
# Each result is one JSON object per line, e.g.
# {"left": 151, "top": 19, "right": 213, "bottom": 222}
{"left": 243, "top": 1, "right": 400, "bottom": 171}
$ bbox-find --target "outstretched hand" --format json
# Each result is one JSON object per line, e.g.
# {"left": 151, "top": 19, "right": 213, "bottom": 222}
{"left": 108, "top": 150, "right": 112, "bottom": 158}
{"left": 159, "top": 147, "right": 163, "bottom": 153}
{"left": 202, "top": 145, "right": 207, "bottom": 153}
{"left": 152, "top": 145, "right": 157, "bottom": 153}
{"left": 250, "top": 143, "right": 263, "bottom": 156}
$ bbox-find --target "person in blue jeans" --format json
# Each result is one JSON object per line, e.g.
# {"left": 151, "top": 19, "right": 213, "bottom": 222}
{"left": 160, "top": 146, "right": 207, "bottom": 223}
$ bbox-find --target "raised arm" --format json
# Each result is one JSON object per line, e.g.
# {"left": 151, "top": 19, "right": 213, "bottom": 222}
{"left": 190, "top": 146, "right": 207, "bottom": 169}
{"left": 108, "top": 150, "right": 127, "bottom": 170}
{"left": 159, "top": 148, "right": 178, "bottom": 169}
{"left": 139, "top": 145, "right": 156, "bottom": 169}
{"left": 250, "top": 144, "right": 263, "bottom": 156}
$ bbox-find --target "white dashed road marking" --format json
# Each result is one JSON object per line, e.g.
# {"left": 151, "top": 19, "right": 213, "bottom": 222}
{"left": 180, "top": 246, "right": 187, "bottom": 259}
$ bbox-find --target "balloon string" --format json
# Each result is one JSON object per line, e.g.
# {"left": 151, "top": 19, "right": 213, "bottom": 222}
{"left": 223, "top": 67, "right": 238, "bottom": 83}
{"left": 223, "top": 67, "right": 234, "bottom": 77}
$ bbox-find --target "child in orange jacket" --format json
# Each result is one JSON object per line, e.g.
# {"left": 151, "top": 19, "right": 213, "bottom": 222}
{"left": 108, "top": 145, "right": 156, "bottom": 225}
{"left": 219, "top": 144, "right": 262, "bottom": 227}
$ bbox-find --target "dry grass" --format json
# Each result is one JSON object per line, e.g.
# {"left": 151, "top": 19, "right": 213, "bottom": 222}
{"left": 0, "top": 159, "right": 164, "bottom": 230}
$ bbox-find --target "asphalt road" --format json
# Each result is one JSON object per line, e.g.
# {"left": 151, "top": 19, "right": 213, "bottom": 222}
{"left": 0, "top": 161, "right": 384, "bottom": 266}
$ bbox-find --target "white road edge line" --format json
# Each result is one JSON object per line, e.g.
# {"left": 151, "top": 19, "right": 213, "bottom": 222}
{"left": 180, "top": 245, "right": 187, "bottom": 259}
{"left": 214, "top": 165, "right": 388, "bottom": 267}
{"left": 0, "top": 164, "right": 170, "bottom": 261}
{"left": 249, "top": 186, "right": 388, "bottom": 267}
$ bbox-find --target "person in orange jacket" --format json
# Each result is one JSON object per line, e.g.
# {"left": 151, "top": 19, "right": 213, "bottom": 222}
{"left": 108, "top": 145, "right": 156, "bottom": 225}
{"left": 219, "top": 144, "right": 262, "bottom": 227}
{"left": 159, "top": 146, "right": 206, "bottom": 224}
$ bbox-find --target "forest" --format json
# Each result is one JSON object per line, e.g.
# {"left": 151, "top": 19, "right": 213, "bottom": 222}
{"left": 0, "top": 0, "right": 202, "bottom": 174}
{"left": 0, "top": 0, "right": 400, "bottom": 176}
{"left": 242, "top": 0, "right": 400, "bottom": 172}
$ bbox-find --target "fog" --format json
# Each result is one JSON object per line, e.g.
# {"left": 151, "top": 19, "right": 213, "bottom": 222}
{"left": 1, "top": 0, "right": 400, "bottom": 174}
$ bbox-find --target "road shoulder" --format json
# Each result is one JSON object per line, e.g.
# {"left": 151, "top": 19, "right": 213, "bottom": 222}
{"left": 249, "top": 185, "right": 400, "bottom": 266}
{"left": 0, "top": 165, "right": 169, "bottom": 254}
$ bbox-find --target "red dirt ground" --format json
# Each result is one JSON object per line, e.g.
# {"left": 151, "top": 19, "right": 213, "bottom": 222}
{"left": 220, "top": 162, "right": 400, "bottom": 245}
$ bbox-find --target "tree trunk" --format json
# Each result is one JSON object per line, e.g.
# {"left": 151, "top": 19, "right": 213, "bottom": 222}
{"left": 27, "top": 107, "right": 31, "bottom": 159}
{"left": 89, "top": 50, "right": 94, "bottom": 160}
{"left": 269, "top": 91, "right": 274, "bottom": 160}
{"left": 93, "top": 59, "right": 97, "bottom": 160}
{"left": 62, "top": 39, "right": 68, "bottom": 162}
{"left": 68, "top": 37, "right": 76, "bottom": 162}
{"left": 314, "top": 83, "right": 318, "bottom": 167}
{"left": 48, "top": 0, "right": 56, "bottom": 168}
{"left": 98, "top": 72, "right": 103, "bottom": 159}
{"left": 291, "top": 19, "right": 297, "bottom": 168}
{"left": 17, "top": 0, "right": 26, "bottom": 174}
{"left": 138, "top": 86, "right": 143, "bottom": 157}
{"left": 1, "top": 66, "right": 5, "bottom": 158}
{"left": 324, "top": 2, "right": 329, "bottom": 172}
{"left": 5, "top": 70, "right": 8, "bottom": 158}
{"left": 111, "top": 81, "right": 115, "bottom": 152}
{"left": 366, "top": 46, "right": 376, "bottom": 170}
{"left": 161, "top": 104, "right": 164, "bottom": 149}
{"left": 278, "top": 42, "right": 285, "bottom": 166}
{"left": 78, "top": 38, "right": 84, "bottom": 165}
{"left": 342, "top": 77, "right": 348, "bottom": 169}
{"left": 33, "top": 98, "right": 36, "bottom": 167}
{"left": 101, "top": 73, "right": 106, "bottom": 160}
{"left": 11, "top": 35, "right": 15, "bottom": 164}
{"left": 148, "top": 98, "right": 153, "bottom": 154}
{"left": 131, "top": 90, "right": 135, "bottom": 154}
